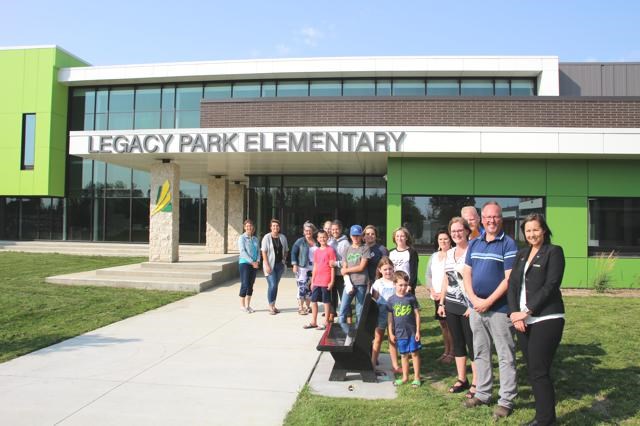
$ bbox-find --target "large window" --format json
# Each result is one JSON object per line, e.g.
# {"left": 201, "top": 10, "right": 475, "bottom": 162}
{"left": 402, "top": 196, "right": 545, "bottom": 253}
{"left": 21, "top": 113, "right": 36, "bottom": 169}
{"left": 589, "top": 197, "right": 640, "bottom": 255}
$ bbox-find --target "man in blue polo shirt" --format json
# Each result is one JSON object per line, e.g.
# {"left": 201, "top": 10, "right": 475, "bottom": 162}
{"left": 462, "top": 201, "right": 518, "bottom": 420}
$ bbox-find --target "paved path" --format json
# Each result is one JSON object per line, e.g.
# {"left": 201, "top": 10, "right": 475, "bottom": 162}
{"left": 0, "top": 273, "right": 324, "bottom": 425}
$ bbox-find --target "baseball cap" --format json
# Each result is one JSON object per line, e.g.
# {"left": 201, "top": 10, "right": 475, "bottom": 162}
{"left": 349, "top": 225, "right": 363, "bottom": 236}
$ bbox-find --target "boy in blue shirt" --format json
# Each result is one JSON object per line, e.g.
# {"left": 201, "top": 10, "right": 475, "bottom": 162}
{"left": 387, "top": 271, "right": 422, "bottom": 387}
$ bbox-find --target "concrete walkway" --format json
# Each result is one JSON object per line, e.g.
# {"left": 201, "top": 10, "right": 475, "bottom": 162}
{"left": 0, "top": 272, "right": 324, "bottom": 425}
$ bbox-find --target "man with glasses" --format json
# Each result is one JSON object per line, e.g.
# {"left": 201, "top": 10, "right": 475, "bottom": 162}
{"left": 462, "top": 201, "right": 518, "bottom": 420}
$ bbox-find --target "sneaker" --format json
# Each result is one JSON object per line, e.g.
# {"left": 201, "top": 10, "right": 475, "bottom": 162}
{"left": 246, "top": 306, "right": 255, "bottom": 313}
{"left": 464, "top": 397, "right": 489, "bottom": 409}
{"left": 239, "top": 307, "right": 248, "bottom": 313}
{"left": 492, "top": 405, "right": 512, "bottom": 420}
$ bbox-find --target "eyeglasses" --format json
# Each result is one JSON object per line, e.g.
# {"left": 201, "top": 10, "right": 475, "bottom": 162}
{"left": 450, "top": 229, "right": 465, "bottom": 234}
{"left": 482, "top": 216, "right": 502, "bottom": 221}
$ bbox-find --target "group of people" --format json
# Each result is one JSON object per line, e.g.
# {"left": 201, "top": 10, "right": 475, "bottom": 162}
{"left": 237, "top": 201, "right": 566, "bottom": 426}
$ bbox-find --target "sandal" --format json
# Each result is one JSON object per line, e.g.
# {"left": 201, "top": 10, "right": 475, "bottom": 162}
{"left": 393, "top": 379, "right": 406, "bottom": 386}
{"left": 440, "top": 354, "right": 454, "bottom": 364}
{"left": 303, "top": 323, "right": 318, "bottom": 329}
{"left": 449, "top": 379, "right": 470, "bottom": 393}
{"left": 273, "top": 307, "right": 281, "bottom": 314}
{"left": 316, "top": 325, "right": 326, "bottom": 330}
{"left": 466, "top": 384, "right": 476, "bottom": 399}
{"left": 298, "top": 308, "right": 307, "bottom": 315}
{"left": 411, "top": 380, "right": 421, "bottom": 388}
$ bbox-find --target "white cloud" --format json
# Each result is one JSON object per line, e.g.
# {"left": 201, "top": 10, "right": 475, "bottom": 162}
{"left": 275, "top": 44, "right": 292, "bottom": 56}
{"left": 299, "top": 26, "right": 323, "bottom": 47}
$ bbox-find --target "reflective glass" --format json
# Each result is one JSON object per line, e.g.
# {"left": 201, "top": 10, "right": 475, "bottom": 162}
{"left": 180, "top": 198, "right": 201, "bottom": 243}
{"left": 427, "top": 79, "right": 459, "bottom": 96}
{"left": 338, "top": 176, "right": 364, "bottom": 227}
{"left": 22, "top": 114, "right": 36, "bottom": 169}
{"left": 67, "top": 156, "right": 93, "bottom": 197}
{"left": 161, "top": 111, "right": 175, "bottom": 128}
{"left": 65, "top": 197, "right": 92, "bottom": 240}
{"left": 108, "top": 112, "right": 134, "bottom": 130}
{"left": 135, "top": 86, "right": 161, "bottom": 111}
{"left": 109, "top": 87, "right": 134, "bottom": 112}
{"left": 105, "top": 198, "right": 130, "bottom": 241}
{"left": 95, "top": 113, "right": 108, "bottom": 130}
{"left": 180, "top": 180, "right": 201, "bottom": 199}
{"left": 511, "top": 79, "right": 535, "bottom": 96}
{"left": 277, "top": 81, "right": 308, "bottom": 97}
{"left": 261, "top": 82, "right": 276, "bottom": 97}
{"left": 376, "top": 80, "right": 392, "bottom": 96}
{"left": 461, "top": 79, "right": 494, "bottom": 96}
{"left": 83, "top": 114, "right": 95, "bottom": 130}
{"left": 96, "top": 89, "right": 109, "bottom": 113}
{"left": 106, "top": 164, "right": 131, "bottom": 197}
{"left": 392, "top": 79, "right": 425, "bottom": 96}
{"left": 310, "top": 80, "right": 341, "bottom": 97}
{"left": 204, "top": 83, "right": 232, "bottom": 99}
{"left": 365, "top": 176, "right": 387, "bottom": 244}
{"left": 589, "top": 197, "right": 640, "bottom": 255}
{"left": 70, "top": 89, "right": 95, "bottom": 130}
{"left": 162, "top": 86, "right": 176, "bottom": 110}
{"left": 343, "top": 80, "right": 375, "bottom": 96}
{"left": 176, "top": 110, "right": 200, "bottom": 128}
{"left": 93, "top": 161, "right": 106, "bottom": 197}
{"left": 176, "top": 85, "right": 203, "bottom": 109}
{"left": 131, "top": 198, "right": 150, "bottom": 242}
{"left": 20, "top": 198, "right": 39, "bottom": 239}
{"left": 495, "top": 79, "right": 510, "bottom": 96}
{"left": 232, "top": 82, "right": 261, "bottom": 98}
{"left": 132, "top": 169, "right": 150, "bottom": 198}
{"left": 134, "top": 111, "right": 161, "bottom": 129}
{"left": 0, "top": 198, "right": 19, "bottom": 240}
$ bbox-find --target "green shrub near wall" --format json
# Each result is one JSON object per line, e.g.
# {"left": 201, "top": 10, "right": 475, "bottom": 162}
{"left": 387, "top": 157, "right": 640, "bottom": 288}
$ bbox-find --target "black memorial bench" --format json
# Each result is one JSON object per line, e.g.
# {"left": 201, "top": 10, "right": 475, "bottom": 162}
{"left": 316, "top": 292, "right": 379, "bottom": 382}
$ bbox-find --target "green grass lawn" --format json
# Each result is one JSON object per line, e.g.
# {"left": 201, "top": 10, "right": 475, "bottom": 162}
{"left": 285, "top": 296, "right": 640, "bottom": 425}
{"left": 0, "top": 252, "right": 187, "bottom": 363}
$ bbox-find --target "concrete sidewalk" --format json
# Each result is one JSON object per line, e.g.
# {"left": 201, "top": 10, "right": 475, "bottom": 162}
{"left": 0, "top": 272, "right": 324, "bottom": 425}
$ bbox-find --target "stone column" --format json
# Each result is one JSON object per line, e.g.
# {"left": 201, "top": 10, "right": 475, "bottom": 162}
{"left": 206, "top": 176, "right": 228, "bottom": 254}
{"left": 227, "top": 182, "right": 245, "bottom": 253}
{"left": 149, "top": 162, "right": 180, "bottom": 262}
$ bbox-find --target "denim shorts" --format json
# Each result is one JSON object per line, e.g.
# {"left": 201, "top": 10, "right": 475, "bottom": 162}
{"left": 311, "top": 286, "right": 331, "bottom": 303}
{"left": 396, "top": 336, "right": 422, "bottom": 354}
{"left": 376, "top": 303, "right": 388, "bottom": 329}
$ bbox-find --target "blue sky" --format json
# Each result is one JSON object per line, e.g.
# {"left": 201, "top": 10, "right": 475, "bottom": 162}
{"left": 3, "top": 0, "right": 639, "bottom": 65}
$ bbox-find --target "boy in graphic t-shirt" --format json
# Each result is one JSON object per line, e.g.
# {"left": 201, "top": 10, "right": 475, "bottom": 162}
{"left": 304, "top": 230, "right": 336, "bottom": 330}
{"left": 387, "top": 270, "right": 422, "bottom": 387}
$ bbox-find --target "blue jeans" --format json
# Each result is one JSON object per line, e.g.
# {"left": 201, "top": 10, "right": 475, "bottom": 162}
{"left": 266, "top": 263, "right": 285, "bottom": 305}
{"left": 239, "top": 262, "right": 257, "bottom": 297}
{"left": 338, "top": 284, "right": 367, "bottom": 324}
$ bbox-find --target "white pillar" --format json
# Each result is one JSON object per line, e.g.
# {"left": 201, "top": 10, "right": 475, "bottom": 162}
{"left": 227, "top": 182, "right": 245, "bottom": 252}
{"left": 206, "top": 176, "right": 228, "bottom": 254}
{"left": 149, "top": 162, "right": 180, "bottom": 262}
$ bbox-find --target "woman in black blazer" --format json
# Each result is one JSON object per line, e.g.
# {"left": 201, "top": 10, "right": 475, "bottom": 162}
{"left": 508, "top": 213, "right": 565, "bottom": 426}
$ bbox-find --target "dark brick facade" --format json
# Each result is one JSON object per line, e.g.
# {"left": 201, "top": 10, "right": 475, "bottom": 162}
{"left": 201, "top": 97, "right": 640, "bottom": 128}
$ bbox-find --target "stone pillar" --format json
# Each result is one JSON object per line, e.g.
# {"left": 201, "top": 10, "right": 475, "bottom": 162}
{"left": 227, "top": 182, "right": 245, "bottom": 253}
{"left": 206, "top": 176, "right": 228, "bottom": 254}
{"left": 149, "top": 162, "right": 180, "bottom": 262}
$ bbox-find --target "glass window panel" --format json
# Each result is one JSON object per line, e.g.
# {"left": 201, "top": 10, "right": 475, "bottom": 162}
{"left": 0, "top": 198, "right": 20, "bottom": 240}
{"left": 104, "top": 198, "right": 130, "bottom": 241}
{"left": 65, "top": 197, "right": 92, "bottom": 240}
{"left": 338, "top": 176, "right": 364, "bottom": 228}
{"left": 589, "top": 197, "right": 640, "bottom": 255}
{"left": 461, "top": 79, "right": 494, "bottom": 96}
{"left": 67, "top": 156, "right": 93, "bottom": 197}
{"left": 134, "top": 111, "right": 161, "bottom": 129}
{"left": 511, "top": 79, "right": 535, "bottom": 96}
{"left": 132, "top": 169, "right": 150, "bottom": 198}
{"left": 176, "top": 84, "right": 203, "bottom": 109}
{"left": 107, "top": 112, "right": 134, "bottom": 130}
{"left": 176, "top": 110, "right": 200, "bottom": 128}
{"left": 95, "top": 113, "right": 108, "bottom": 130}
{"left": 401, "top": 196, "right": 543, "bottom": 253}
{"left": 20, "top": 198, "right": 39, "bottom": 240}
{"left": 232, "top": 82, "right": 261, "bottom": 98}
{"left": 343, "top": 79, "right": 375, "bottom": 96}
{"left": 392, "top": 79, "right": 425, "bottom": 96}
{"left": 180, "top": 180, "right": 201, "bottom": 199}
{"left": 376, "top": 80, "right": 391, "bottom": 96}
{"left": 93, "top": 161, "right": 106, "bottom": 197}
{"left": 365, "top": 176, "right": 387, "bottom": 245}
{"left": 161, "top": 111, "right": 175, "bottom": 128}
{"left": 282, "top": 176, "right": 336, "bottom": 240}
{"left": 427, "top": 79, "right": 459, "bottom": 96}
{"left": 310, "top": 80, "right": 341, "bottom": 97}
{"left": 135, "top": 86, "right": 161, "bottom": 111}
{"left": 162, "top": 86, "right": 176, "bottom": 110}
{"left": 277, "top": 81, "right": 308, "bottom": 97}
{"left": 261, "top": 81, "right": 276, "bottom": 97}
{"left": 37, "top": 198, "right": 52, "bottom": 239}
{"left": 50, "top": 198, "right": 64, "bottom": 240}
{"left": 495, "top": 79, "right": 510, "bottom": 96}
{"left": 96, "top": 89, "right": 109, "bottom": 113}
{"left": 204, "top": 83, "right": 231, "bottom": 99}
{"left": 180, "top": 198, "right": 201, "bottom": 243}
{"left": 109, "top": 87, "right": 134, "bottom": 112}
{"left": 70, "top": 89, "right": 95, "bottom": 130}
{"left": 106, "top": 163, "right": 131, "bottom": 197}
{"left": 22, "top": 114, "right": 36, "bottom": 169}
{"left": 131, "top": 198, "right": 150, "bottom": 242}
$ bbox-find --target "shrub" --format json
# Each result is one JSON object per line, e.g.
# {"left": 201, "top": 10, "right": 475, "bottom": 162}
{"left": 591, "top": 250, "right": 617, "bottom": 293}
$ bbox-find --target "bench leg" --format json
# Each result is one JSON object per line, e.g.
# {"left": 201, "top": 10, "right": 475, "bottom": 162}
{"left": 329, "top": 367, "right": 348, "bottom": 382}
{"left": 360, "top": 370, "right": 377, "bottom": 383}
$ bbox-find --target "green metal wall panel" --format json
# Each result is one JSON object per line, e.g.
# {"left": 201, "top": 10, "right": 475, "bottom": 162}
{"left": 546, "top": 196, "right": 587, "bottom": 258}
{"left": 474, "top": 159, "right": 546, "bottom": 195}
{"left": 563, "top": 258, "right": 588, "bottom": 288}
{"left": 587, "top": 257, "right": 640, "bottom": 289}
{"left": 547, "top": 160, "right": 588, "bottom": 196}
{"left": 401, "top": 158, "right": 474, "bottom": 195}
{"left": 588, "top": 160, "right": 640, "bottom": 197}
{"left": 386, "top": 193, "right": 402, "bottom": 249}
{"left": 386, "top": 157, "right": 402, "bottom": 194}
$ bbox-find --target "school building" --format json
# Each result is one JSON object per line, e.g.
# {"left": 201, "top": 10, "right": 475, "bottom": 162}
{"left": 1, "top": 45, "right": 639, "bottom": 287}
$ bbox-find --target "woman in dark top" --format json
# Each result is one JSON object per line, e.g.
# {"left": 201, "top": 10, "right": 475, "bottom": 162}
{"left": 508, "top": 213, "right": 565, "bottom": 426}
{"left": 363, "top": 225, "right": 389, "bottom": 284}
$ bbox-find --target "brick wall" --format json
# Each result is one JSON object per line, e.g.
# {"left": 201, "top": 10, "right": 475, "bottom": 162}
{"left": 201, "top": 97, "right": 640, "bottom": 128}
